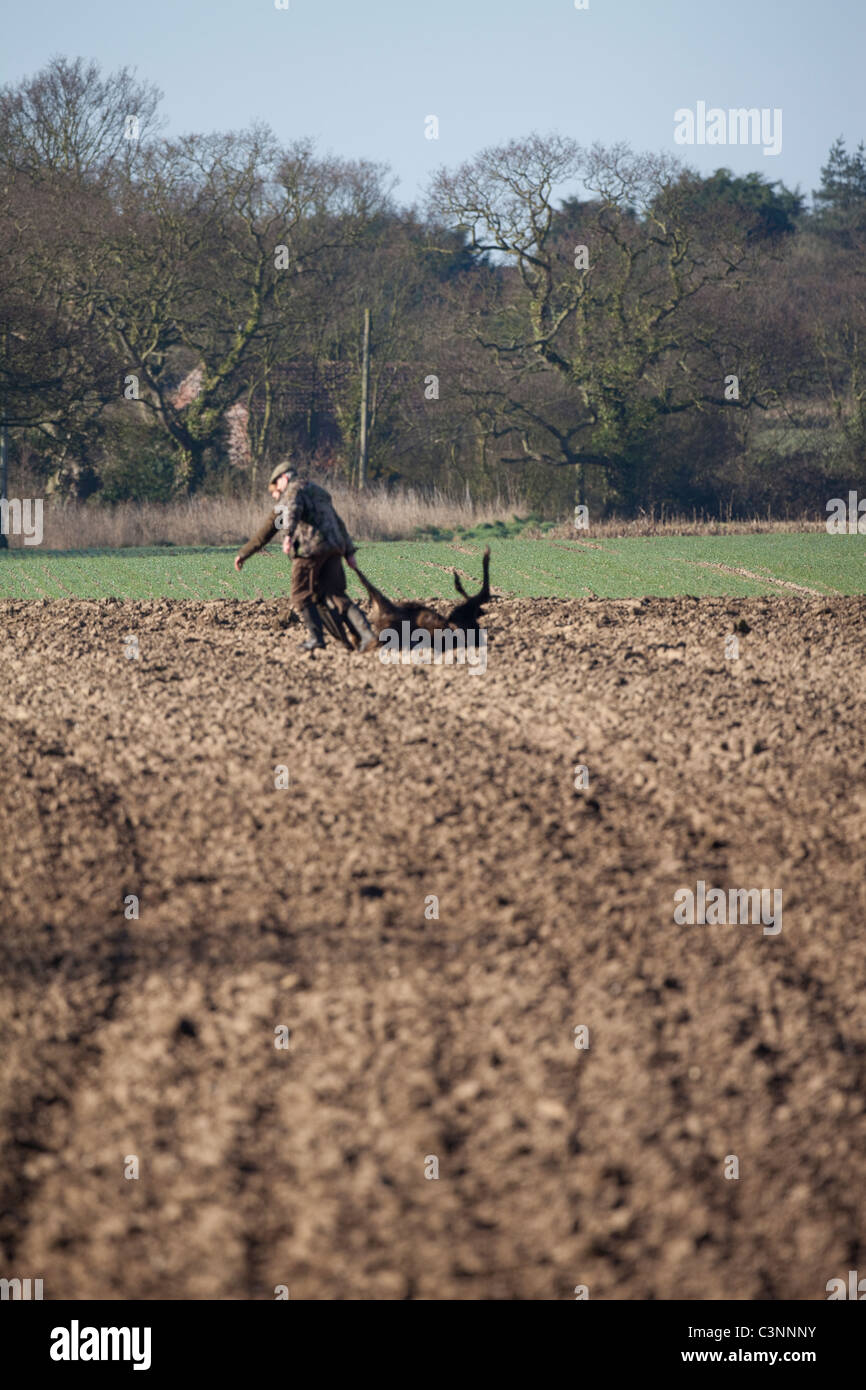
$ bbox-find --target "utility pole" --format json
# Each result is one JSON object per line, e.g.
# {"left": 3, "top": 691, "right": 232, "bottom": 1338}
{"left": 357, "top": 308, "right": 370, "bottom": 490}
{"left": 0, "top": 327, "right": 7, "bottom": 549}
{"left": 0, "top": 420, "right": 8, "bottom": 550}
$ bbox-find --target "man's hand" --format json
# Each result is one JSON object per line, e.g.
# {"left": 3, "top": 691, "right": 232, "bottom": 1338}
{"left": 281, "top": 532, "right": 293, "bottom": 556}
{"left": 345, "top": 552, "right": 359, "bottom": 571}
{"left": 234, "top": 555, "right": 244, "bottom": 573}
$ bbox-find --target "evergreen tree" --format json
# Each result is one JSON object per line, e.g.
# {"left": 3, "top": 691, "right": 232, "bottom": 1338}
{"left": 813, "top": 137, "right": 866, "bottom": 219}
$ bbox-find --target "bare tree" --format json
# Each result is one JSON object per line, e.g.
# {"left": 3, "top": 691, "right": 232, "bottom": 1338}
{"left": 430, "top": 135, "right": 786, "bottom": 502}
{"left": 92, "top": 131, "right": 392, "bottom": 491}
{"left": 0, "top": 56, "right": 163, "bottom": 184}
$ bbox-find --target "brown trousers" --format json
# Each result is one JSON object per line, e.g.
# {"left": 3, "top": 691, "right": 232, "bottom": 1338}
{"left": 290, "top": 548, "right": 350, "bottom": 613}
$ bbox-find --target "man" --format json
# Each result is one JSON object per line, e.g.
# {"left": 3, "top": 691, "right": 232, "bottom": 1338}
{"left": 234, "top": 462, "right": 374, "bottom": 653}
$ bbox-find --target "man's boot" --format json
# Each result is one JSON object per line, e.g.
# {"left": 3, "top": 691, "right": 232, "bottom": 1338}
{"left": 299, "top": 602, "right": 326, "bottom": 651}
{"left": 345, "top": 602, "right": 375, "bottom": 653}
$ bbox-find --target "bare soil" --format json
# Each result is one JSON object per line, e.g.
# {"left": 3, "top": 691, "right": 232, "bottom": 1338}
{"left": 1, "top": 595, "right": 864, "bottom": 1300}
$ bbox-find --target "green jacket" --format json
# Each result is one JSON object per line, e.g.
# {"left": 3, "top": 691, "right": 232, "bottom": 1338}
{"left": 238, "top": 480, "right": 356, "bottom": 562}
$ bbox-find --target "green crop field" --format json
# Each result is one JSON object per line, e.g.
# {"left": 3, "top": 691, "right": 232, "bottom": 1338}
{"left": 0, "top": 533, "right": 863, "bottom": 601}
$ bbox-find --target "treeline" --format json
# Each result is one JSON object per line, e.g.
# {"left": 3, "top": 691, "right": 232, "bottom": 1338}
{"left": 1, "top": 57, "right": 865, "bottom": 518}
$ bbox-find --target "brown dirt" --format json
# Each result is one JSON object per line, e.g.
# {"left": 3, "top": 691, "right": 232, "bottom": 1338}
{"left": 1, "top": 595, "right": 865, "bottom": 1301}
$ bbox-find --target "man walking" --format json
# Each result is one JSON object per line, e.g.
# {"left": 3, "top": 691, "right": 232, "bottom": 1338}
{"left": 234, "top": 462, "right": 374, "bottom": 653}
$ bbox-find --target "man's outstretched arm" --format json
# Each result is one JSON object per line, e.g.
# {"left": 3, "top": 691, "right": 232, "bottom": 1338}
{"left": 234, "top": 512, "right": 280, "bottom": 572}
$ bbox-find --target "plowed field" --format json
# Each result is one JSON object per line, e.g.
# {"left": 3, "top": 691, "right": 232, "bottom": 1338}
{"left": 1, "top": 594, "right": 864, "bottom": 1299}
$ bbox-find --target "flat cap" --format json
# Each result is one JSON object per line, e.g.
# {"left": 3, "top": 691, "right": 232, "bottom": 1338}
{"left": 268, "top": 460, "right": 297, "bottom": 486}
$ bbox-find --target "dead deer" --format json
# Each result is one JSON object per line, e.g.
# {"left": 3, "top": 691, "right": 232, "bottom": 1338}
{"left": 447, "top": 546, "right": 491, "bottom": 631}
{"left": 351, "top": 546, "right": 491, "bottom": 644}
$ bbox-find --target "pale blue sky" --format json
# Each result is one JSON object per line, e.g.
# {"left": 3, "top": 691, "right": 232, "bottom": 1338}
{"left": 2, "top": 0, "right": 863, "bottom": 206}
